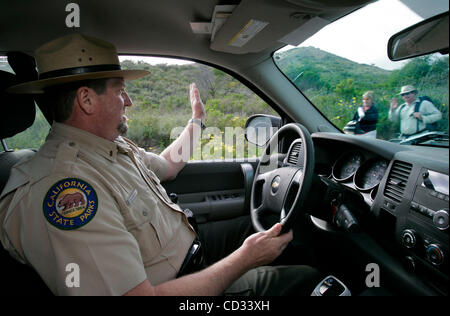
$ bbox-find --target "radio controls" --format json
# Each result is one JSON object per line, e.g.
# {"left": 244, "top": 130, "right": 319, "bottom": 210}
{"left": 401, "top": 229, "right": 417, "bottom": 249}
{"left": 410, "top": 201, "right": 419, "bottom": 211}
{"left": 426, "top": 244, "right": 444, "bottom": 266}
{"left": 433, "top": 209, "right": 449, "bottom": 230}
{"left": 410, "top": 202, "right": 436, "bottom": 218}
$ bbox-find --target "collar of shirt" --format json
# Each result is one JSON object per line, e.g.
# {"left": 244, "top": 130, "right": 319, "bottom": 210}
{"left": 47, "top": 122, "right": 122, "bottom": 162}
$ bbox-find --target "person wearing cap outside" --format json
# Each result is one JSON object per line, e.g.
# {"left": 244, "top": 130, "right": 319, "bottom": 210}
{"left": 389, "top": 85, "right": 442, "bottom": 137}
{"left": 351, "top": 91, "right": 378, "bottom": 138}
{"left": 0, "top": 34, "right": 321, "bottom": 296}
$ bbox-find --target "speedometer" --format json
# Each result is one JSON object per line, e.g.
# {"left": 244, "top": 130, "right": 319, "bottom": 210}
{"left": 332, "top": 151, "right": 364, "bottom": 182}
{"left": 354, "top": 158, "right": 388, "bottom": 191}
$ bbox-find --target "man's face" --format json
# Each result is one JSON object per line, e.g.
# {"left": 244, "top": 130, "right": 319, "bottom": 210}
{"left": 96, "top": 78, "right": 132, "bottom": 139}
{"left": 400, "top": 91, "right": 416, "bottom": 105}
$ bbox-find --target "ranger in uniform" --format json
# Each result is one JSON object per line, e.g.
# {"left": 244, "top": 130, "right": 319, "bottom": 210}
{"left": 0, "top": 34, "right": 321, "bottom": 296}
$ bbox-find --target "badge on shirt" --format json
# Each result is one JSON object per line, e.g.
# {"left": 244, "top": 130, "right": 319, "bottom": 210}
{"left": 43, "top": 178, "right": 98, "bottom": 230}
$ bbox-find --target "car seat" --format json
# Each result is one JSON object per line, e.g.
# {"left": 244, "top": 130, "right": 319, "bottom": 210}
{"left": 0, "top": 54, "right": 53, "bottom": 296}
{"left": 0, "top": 65, "right": 38, "bottom": 192}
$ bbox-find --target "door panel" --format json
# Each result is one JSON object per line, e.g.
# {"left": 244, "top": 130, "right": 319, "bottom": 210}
{"left": 162, "top": 159, "right": 258, "bottom": 223}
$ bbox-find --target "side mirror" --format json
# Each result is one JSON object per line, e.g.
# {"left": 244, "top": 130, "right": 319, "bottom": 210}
{"left": 244, "top": 114, "right": 281, "bottom": 147}
{"left": 388, "top": 11, "right": 449, "bottom": 61}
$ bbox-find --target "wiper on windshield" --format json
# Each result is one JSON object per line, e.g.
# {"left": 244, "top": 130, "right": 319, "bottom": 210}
{"left": 390, "top": 131, "right": 449, "bottom": 146}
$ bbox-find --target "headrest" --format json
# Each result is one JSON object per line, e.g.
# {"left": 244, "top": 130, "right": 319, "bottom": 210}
{"left": 0, "top": 52, "right": 38, "bottom": 139}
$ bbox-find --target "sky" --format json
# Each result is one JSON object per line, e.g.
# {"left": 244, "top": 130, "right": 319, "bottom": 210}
{"left": 295, "top": 0, "right": 450, "bottom": 70}
{"left": 119, "top": 0, "right": 448, "bottom": 71}
{"left": 297, "top": 0, "right": 423, "bottom": 70}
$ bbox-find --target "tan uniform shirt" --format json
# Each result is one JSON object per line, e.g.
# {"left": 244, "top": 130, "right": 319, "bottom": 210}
{"left": 0, "top": 123, "right": 195, "bottom": 295}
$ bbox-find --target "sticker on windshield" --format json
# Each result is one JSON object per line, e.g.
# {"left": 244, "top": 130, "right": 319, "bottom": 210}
{"left": 43, "top": 178, "right": 98, "bottom": 230}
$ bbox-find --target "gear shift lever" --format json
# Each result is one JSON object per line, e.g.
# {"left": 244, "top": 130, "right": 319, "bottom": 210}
{"left": 311, "top": 276, "right": 351, "bottom": 296}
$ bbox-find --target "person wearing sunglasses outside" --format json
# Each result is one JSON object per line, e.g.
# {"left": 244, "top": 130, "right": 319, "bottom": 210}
{"left": 389, "top": 85, "right": 442, "bottom": 137}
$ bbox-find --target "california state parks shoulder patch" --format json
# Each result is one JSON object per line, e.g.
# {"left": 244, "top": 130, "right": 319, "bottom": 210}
{"left": 43, "top": 178, "right": 98, "bottom": 230}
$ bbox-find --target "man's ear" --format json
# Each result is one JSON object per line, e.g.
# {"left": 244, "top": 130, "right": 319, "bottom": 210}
{"left": 75, "top": 86, "right": 96, "bottom": 114}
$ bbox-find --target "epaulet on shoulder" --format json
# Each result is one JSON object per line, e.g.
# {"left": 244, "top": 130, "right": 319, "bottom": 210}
{"left": 54, "top": 140, "right": 79, "bottom": 163}
{"left": 1, "top": 140, "right": 80, "bottom": 198}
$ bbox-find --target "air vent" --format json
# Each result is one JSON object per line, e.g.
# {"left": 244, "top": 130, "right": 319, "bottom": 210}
{"left": 287, "top": 142, "right": 302, "bottom": 165}
{"left": 384, "top": 160, "right": 412, "bottom": 203}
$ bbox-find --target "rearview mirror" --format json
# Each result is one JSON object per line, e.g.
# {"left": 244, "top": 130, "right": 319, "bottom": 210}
{"left": 244, "top": 114, "right": 281, "bottom": 147}
{"left": 388, "top": 11, "right": 449, "bottom": 61}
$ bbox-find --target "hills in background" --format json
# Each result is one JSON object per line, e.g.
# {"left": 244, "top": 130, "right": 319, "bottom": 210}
{"left": 275, "top": 46, "right": 391, "bottom": 90}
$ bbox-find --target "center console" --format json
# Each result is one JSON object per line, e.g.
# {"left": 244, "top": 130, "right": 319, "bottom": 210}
{"left": 400, "top": 169, "right": 448, "bottom": 266}
{"left": 388, "top": 167, "right": 449, "bottom": 294}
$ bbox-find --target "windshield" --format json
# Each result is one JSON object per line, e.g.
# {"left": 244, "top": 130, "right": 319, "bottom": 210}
{"left": 274, "top": 0, "right": 449, "bottom": 146}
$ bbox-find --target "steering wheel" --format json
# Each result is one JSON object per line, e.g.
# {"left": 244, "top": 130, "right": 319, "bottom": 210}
{"left": 250, "top": 123, "right": 315, "bottom": 232}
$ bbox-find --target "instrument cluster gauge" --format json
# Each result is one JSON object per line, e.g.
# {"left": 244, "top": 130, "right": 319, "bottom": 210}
{"left": 370, "top": 186, "right": 378, "bottom": 201}
{"left": 354, "top": 158, "right": 389, "bottom": 191}
{"left": 332, "top": 151, "right": 364, "bottom": 182}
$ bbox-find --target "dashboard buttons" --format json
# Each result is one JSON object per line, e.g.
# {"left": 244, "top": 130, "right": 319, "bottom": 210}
{"left": 410, "top": 202, "right": 436, "bottom": 219}
{"left": 427, "top": 188, "right": 449, "bottom": 201}
{"left": 410, "top": 201, "right": 419, "bottom": 211}
{"left": 401, "top": 229, "right": 417, "bottom": 249}
{"left": 433, "top": 209, "right": 449, "bottom": 230}
{"left": 426, "top": 244, "right": 445, "bottom": 266}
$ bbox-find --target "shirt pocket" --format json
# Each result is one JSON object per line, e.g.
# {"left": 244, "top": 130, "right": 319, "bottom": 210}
{"left": 118, "top": 184, "right": 169, "bottom": 264}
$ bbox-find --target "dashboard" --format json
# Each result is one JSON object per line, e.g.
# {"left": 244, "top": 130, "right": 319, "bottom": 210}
{"left": 310, "top": 132, "right": 449, "bottom": 295}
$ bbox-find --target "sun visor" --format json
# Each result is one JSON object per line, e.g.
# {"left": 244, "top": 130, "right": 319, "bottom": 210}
{"left": 208, "top": 0, "right": 373, "bottom": 54}
{"left": 210, "top": 0, "right": 323, "bottom": 54}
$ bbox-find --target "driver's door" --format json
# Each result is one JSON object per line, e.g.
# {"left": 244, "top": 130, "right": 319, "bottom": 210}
{"left": 162, "top": 159, "right": 258, "bottom": 224}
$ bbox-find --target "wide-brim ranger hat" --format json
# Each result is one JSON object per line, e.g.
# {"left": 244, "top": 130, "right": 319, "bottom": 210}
{"left": 7, "top": 33, "right": 149, "bottom": 94}
{"left": 398, "top": 85, "right": 417, "bottom": 95}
